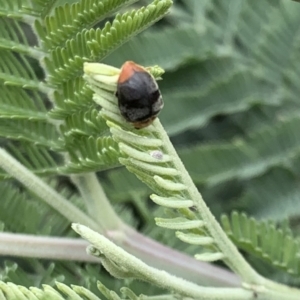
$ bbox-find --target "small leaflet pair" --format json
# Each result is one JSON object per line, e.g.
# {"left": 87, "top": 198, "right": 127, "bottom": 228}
{"left": 116, "top": 61, "right": 164, "bottom": 129}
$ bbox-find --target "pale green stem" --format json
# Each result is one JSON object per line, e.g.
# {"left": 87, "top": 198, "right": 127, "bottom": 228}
{"left": 73, "top": 224, "right": 255, "bottom": 300}
{"left": 153, "top": 121, "right": 259, "bottom": 281}
{"left": 153, "top": 120, "right": 300, "bottom": 297}
{"left": 74, "top": 223, "right": 300, "bottom": 299}
{"left": 0, "top": 232, "right": 97, "bottom": 262}
{"left": 120, "top": 224, "right": 241, "bottom": 287}
{"left": 0, "top": 226, "right": 241, "bottom": 287}
{"left": 153, "top": 120, "right": 300, "bottom": 298}
{"left": 71, "top": 173, "right": 123, "bottom": 230}
{"left": 0, "top": 147, "right": 99, "bottom": 231}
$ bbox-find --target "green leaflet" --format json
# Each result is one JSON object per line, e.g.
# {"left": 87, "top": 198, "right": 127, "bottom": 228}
{"left": 62, "top": 135, "right": 120, "bottom": 173}
{"left": 221, "top": 211, "right": 300, "bottom": 277}
{"left": 36, "top": 0, "right": 138, "bottom": 49}
{"left": 0, "top": 0, "right": 27, "bottom": 19}
{"left": 0, "top": 50, "right": 41, "bottom": 90}
{"left": 0, "top": 180, "right": 75, "bottom": 235}
{"left": 0, "top": 278, "right": 161, "bottom": 300}
{"left": 43, "top": 0, "right": 173, "bottom": 84}
{"left": 0, "top": 84, "right": 47, "bottom": 120}
{"left": 0, "top": 18, "right": 33, "bottom": 55}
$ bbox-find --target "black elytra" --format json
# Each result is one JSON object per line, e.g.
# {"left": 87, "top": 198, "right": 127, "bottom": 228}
{"left": 116, "top": 61, "right": 164, "bottom": 129}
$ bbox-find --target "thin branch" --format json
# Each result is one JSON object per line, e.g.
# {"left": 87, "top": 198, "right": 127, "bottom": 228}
{"left": 71, "top": 173, "right": 123, "bottom": 230}
{"left": 0, "top": 232, "right": 97, "bottom": 262}
{"left": 0, "top": 147, "right": 99, "bottom": 231}
{"left": 120, "top": 224, "right": 241, "bottom": 287}
{"left": 0, "top": 228, "right": 241, "bottom": 287}
{"left": 73, "top": 224, "right": 255, "bottom": 300}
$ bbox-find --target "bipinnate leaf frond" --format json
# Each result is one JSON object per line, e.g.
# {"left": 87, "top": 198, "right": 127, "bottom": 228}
{"left": 43, "top": 0, "right": 173, "bottom": 85}
{"left": 0, "top": 0, "right": 27, "bottom": 19}
{"left": 221, "top": 211, "right": 300, "bottom": 277}
{"left": 0, "top": 18, "right": 34, "bottom": 55}
{"left": 57, "top": 104, "right": 120, "bottom": 173}
{"left": 5, "top": 142, "right": 60, "bottom": 177}
{"left": 62, "top": 108, "right": 108, "bottom": 138}
{"left": 0, "top": 84, "right": 47, "bottom": 120}
{"left": 24, "top": 0, "right": 58, "bottom": 18}
{"left": 102, "top": 0, "right": 300, "bottom": 138}
{"left": 0, "top": 50, "right": 42, "bottom": 90}
{"left": 61, "top": 135, "right": 120, "bottom": 173}
{"left": 35, "top": 0, "right": 138, "bottom": 49}
{"left": 49, "top": 78, "right": 94, "bottom": 120}
{"left": 0, "top": 119, "right": 62, "bottom": 150}
{"left": 161, "top": 67, "right": 279, "bottom": 136}
{"left": 28, "top": 0, "right": 171, "bottom": 177}
{"left": 239, "top": 167, "right": 300, "bottom": 221}
{"left": 103, "top": 26, "right": 211, "bottom": 70}
{"left": 0, "top": 180, "right": 72, "bottom": 235}
{"left": 0, "top": 281, "right": 99, "bottom": 300}
{"left": 0, "top": 279, "right": 146, "bottom": 300}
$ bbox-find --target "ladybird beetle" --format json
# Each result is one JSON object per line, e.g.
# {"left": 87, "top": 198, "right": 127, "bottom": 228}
{"left": 116, "top": 61, "right": 164, "bottom": 129}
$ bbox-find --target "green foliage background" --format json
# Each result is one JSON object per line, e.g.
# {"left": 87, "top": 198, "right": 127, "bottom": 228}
{"left": 1, "top": 0, "right": 300, "bottom": 297}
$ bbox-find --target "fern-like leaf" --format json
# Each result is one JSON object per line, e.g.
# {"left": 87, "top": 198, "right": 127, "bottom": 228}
{"left": 221, "top": 211, "right": 300, "bottom": 277}
{"left": 0, "top": 50, "right": 42, "bottom": 90}
{"left": 0, "top": 279, "right": 149, "bottom": 300}
{"left": 103, "top": 25, "right": 215, "bottom": 70}
{"left": 44, "top": 0, "right": 173, "bottom": 84}
{"left": 0, "top": 18, "right": 35, "bottom": 55}
{"left": 6, "top": 142, "right": 60, "bottom": 176}
{"left": 49, "top": 78, "right": 94, "bottom": 119}
{"left": 0, "top": 119, "right": 62, "bottom": 150}
{"left": 238, "top": 167, "right": 300, "bottom": 221}
{"left": 61, "top": 108, "right": 108, "bottom": 138}
{"left": 35, "top": 0, "right": 138, "bottom": 49}
{"left": 0, "top": 84, "right": 47, "bottom": 120}
{"left": 161, "top": 66, "right": 279, "bottom": 135}
{"left": 62, "top": 136, "right": 120, "bottom": 173}
{"left": 0, "top": 0, "right": 27, "bottom": 20}
{"left": 25, "top": 0, "right": 58, "bottom": 18}
{"left": 0, "top": 281, "right": 101, "bottom": 300}
{"left": 0, "top": 180, "right": 71, "bottom": 235}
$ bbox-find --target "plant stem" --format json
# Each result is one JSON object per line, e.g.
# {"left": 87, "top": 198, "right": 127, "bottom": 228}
{"left": 0, "top": 147, "right": 99, "bottom": 231}
{"left": 71, "top": 173, "right": 122, "bottom": 230}
{"left": 153, "top": 120, "right": 300, "bottom": 298}
{"left": 0, "top": 232, "right": 97, "bottom": 262}
{"left": 73, "top": 224, "right": 255, "bottom": 300}
{"left": 120, "top": 224, "right": 241, "bottom": 287}
{"left": 153, "top": 121, "right": 260, "bottom": 282}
